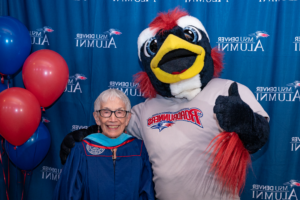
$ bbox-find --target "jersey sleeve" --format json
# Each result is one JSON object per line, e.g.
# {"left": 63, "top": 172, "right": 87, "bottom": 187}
{"left": 126, "top": 103, "right": 144, "bottom": 140}
{"left": 53, "top": 142, "right": 86, "bottom": 200}
{"left": 139, "top": 142, "right": 155, "bottom": 200}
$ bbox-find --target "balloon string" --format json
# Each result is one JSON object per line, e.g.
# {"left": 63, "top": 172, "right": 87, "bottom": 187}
{"left": 0, "top": 139, "right": 9, "bottom": 200}
{"left": 2, "top": 139, "right": 10, "bottom": 190}
{"left": 1, "top": 139, "right": 4, "bottom": 152}
{"left": 7, "top": 159, "right": 9, "bottom": 190}
{"left": 21, "top": 170, "right": 27, "bottom": 200}
{"left": 7, "top": 79, "right": 9, "bottom": 89}
{"left": 1, "top": 139, "right": 9, "bottom": 188}
{"left": 21, "top": 170, "right": 32, "bottom": 200}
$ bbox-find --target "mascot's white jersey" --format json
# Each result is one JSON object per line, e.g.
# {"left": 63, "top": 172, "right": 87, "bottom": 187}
{"left": 127, "top": 78, "right": 269, "bottom": 200}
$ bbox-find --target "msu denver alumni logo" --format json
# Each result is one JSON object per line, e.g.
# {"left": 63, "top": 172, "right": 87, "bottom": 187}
{"left": 75, "top": 29, "right": 121, "bottom": 48}
{"left": 251, "top": 180, "right": 300, "bottom": 199}
{"left": 255, "top": 80, "right": 300, "bottom": 102}
{"left": 30, "top": 26, "right": 54, "bottom": 46}
{"left": 65, "top": 73, "right": 87, "bottom": 93}
{"left": 217, "top": 30, "right": 269, "bottom": 52}
{"left": 148, "top": 108, "right": 203, "bottom": 132}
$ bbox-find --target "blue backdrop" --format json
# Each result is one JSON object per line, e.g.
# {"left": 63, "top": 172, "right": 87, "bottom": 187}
{"left": 1, "top": 0, "right": 300, "bottom": 199}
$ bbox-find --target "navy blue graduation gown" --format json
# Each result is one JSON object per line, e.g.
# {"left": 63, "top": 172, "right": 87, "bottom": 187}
{"left": 53, "top": 135, "right": 155, "bottom": 200}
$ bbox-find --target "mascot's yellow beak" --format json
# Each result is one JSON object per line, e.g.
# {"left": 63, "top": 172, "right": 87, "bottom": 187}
{"left": 150, "top": 34, "right": 206, "bottom": 84}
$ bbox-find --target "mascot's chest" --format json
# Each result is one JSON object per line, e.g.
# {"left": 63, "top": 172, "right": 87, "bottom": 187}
{"left": 139, "top": 79, "right": 232, "bottom": 155}
{"left": 141, "top": 87, "right": 226, "bottom": 156}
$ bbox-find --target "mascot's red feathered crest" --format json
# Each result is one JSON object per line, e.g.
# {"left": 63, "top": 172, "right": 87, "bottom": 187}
{"left": 149, "top": 8, "right": 188, "bottom": 34}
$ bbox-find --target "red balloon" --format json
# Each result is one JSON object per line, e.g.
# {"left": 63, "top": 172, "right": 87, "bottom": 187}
{"left": 22, "top": 49, "right": 69, "bottom": 108}
{"left": 0, "top": 88, "right": 41, "bottom": 146}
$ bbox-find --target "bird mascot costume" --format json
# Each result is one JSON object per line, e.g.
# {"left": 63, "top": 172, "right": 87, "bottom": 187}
{"left": 60, "top": 8, "right": 270, "bottom": 200}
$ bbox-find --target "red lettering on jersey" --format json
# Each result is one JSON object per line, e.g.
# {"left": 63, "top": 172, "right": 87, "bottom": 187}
{"left": 147, "top": 108, "right": 203, "bottom": 128}
{"left": 174, "top": 114, "right": 178, "bottom": 120}
{"left": 148, "top": 118, "right": 152, "bottom": 126}
{"left": 181, "top": 111, "right": 185, "bottom": 120}
{"left": 189, "top": 108, "right": 202, "bottom": 126}
{"left": 161, "top": 114, "right": 168, "bottom": 121}
{"left": 156, "top": 116, "right": 159, "bottom": 123}
{"left": 185, "top": 110, "right": 191, "bottom": 120}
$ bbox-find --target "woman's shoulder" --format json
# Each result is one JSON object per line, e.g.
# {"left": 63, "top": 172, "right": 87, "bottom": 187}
{"left": 126, "top": 137, "right": 149, "bottom": 156}
{"left": 72, "top": 141, "right": 86, "bottom": 152}
{"left": 128, "top": 137, "right": 145, "bottom": 148}
{"left": 64, "top": 141, "right": 87, "bottom": 162}
{"left": 131, "top": 136, "right": 142, "bottom": 143}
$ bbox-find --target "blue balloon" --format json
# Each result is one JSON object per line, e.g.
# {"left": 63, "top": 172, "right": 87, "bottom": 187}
{"left": 0, "top": 16, "right": 31, "bottom": 75}
{"left": 5, "top": 122, "right": 51, "bottom": 170}
{"left": 0, "top": 83, "right": 7, "bottom": 93}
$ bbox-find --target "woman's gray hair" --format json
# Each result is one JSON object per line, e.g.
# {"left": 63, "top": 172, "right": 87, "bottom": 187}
{"left": 94, "top": 89, "right": 131, "bottom": 111}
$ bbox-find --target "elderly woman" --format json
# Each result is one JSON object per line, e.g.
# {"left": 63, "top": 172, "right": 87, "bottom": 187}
{"left": 53, "top": 89, "right": 155, "bottom": 200}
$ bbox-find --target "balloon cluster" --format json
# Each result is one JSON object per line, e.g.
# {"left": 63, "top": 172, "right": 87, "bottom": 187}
{"left": 0, "top": 16, "right": 69, "bottom": 170}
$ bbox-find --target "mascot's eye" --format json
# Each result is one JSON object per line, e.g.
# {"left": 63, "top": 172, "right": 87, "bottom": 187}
{"left": 144, "top": 37, "right": 158, "bottom": 57}
{"left": 183, "top": 26, "right": 202, "bottom": 43}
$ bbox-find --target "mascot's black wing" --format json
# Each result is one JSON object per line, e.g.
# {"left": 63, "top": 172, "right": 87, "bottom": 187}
{"left": 60, "top": 125, "right": 98, "bottom": 165}
{"left": 214, "top": 82, "right": 270, "bottom": 153}
{"left": 207, "top": 82, "right": 270, "bottom": 195}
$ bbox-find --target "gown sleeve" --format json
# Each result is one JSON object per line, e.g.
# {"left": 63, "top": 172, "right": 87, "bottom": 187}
{"left": 53, "top": 142, "right": 87, "bottom": 200}
{"left": 139, "top": 142, "right": 155, "bottom": 200}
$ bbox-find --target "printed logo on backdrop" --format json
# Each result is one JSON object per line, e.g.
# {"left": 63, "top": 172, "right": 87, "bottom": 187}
{"left": 217, "top": 31, "right": 269, "bottom": 52}
{"left": 294, "top": 36, "right": 300, "bottom": 51}
{"left": 147, "top": 108, "right": 203, "bottom": 132}
{"left": 41, "top": 166, "right": 62, "bottom": 181}
{"left": 259, "top": 0, "right": 297, "bottom": 2}
{"left": 112, "top": 0, "right": 156, "bottom": 2}
{"left": 285, "top": 180, "right": 300, "bottom": 187}
{"left": 291, "top": 137, "right": 300, "bottom": 151}
{"left": 75, "top": 29, "right": 121, "bottom": 48}
{"left": 30, "top": 26, "right": 54, "bottom": 46}
{"left": 42, "top": 117, "right": 50, "bottom": 123}
{"left": 251, "top": 181, "right": 300, "bottom": 199}
{"left": 71, "top": 125, "right": 88, "bottom": 131}
{"left": 108, "top": 81, "right": 143, "bottom": 97}
{"left": 65, "top": 73, "right": 88, "bottom": 93}
{"left": 255, "top": 81, "right": 300, "bottom": 102}
{"left": 185, "top": 0, "right": 229, "bottom": 2}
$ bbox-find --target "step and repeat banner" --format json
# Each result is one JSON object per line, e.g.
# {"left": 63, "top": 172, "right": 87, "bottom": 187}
{"left": 1, "top": 0, "right": 300, "bottom": 200}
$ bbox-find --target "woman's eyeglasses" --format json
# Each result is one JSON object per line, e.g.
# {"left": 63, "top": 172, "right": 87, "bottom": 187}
{"left": 96, "top": 109, "right": 130, "bottom": 118}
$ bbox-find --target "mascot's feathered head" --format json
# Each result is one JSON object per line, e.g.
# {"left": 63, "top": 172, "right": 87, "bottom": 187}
{"left": 135, "top": 8, "right": 223, "bottom": 100}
